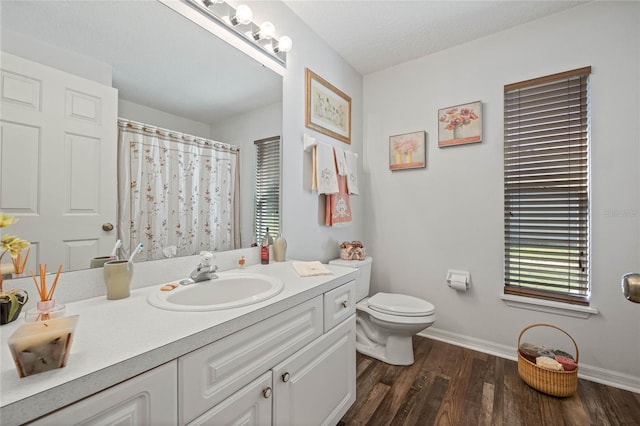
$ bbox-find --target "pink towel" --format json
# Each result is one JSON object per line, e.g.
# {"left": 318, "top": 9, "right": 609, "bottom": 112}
{"left": 325, "top": 174, "right": 352, "bottom": 227}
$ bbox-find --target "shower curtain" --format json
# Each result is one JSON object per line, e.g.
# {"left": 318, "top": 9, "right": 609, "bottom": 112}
{"left": 117, "top": 119, "right": 240, "bottom": 261}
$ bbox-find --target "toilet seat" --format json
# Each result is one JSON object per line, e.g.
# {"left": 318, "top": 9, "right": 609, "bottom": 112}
{"left": 367, "top": 293, "right": 435, "bottom": 317}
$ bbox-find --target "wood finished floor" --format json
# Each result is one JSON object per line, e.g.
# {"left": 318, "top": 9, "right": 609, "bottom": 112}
{"left": 339, "top": 336, "right": 640, "bottom": 426}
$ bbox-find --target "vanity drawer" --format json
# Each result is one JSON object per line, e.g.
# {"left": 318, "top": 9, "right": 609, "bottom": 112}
{"left": 178, "top": 296, "right": 323, "bottom": 425}
{"left": 323, "top": 280, "right": 356, "bottom": 332}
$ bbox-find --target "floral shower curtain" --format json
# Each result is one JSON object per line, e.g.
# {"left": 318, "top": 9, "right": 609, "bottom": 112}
{"left": 117, "top": 119, "right": 240, "bottom": 261}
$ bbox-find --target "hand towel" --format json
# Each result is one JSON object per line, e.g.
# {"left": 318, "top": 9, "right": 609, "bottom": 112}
{"left": 292, "top": 261, "right": 333, "bottom": 277}
{"left": 325, "top": 174, "right": 352, "bottom": 227}
{"left": 314, "top": 142, "right": 339, "bottom": 194}
{"left": 334, "top": 146, "right": 347, "bottom": 176}
{"left": 344, "top": 150, "right": 359, "bottom": 195}
{"left": 303, "top": 133, "right": 316, "bottom": 151}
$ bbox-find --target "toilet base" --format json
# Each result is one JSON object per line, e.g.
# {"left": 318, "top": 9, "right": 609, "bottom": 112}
{"left": 355, "top": 334, "right": 415, "bottom": 366}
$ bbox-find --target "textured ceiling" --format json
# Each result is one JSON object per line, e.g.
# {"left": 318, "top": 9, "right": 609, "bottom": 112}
{"left": 283, "top": 0, "right": 589, "bottom": 75}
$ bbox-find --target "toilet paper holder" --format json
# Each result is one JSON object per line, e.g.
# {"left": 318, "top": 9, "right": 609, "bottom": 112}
{"left": 446, "top": 269, "right": 470, "bottom": 290}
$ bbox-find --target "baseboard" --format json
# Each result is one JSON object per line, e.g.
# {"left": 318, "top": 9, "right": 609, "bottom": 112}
{"left": 418, "top": 327, "right": 640, "bottom": 394}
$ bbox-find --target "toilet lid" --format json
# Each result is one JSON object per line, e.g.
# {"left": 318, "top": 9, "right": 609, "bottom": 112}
{"left": 367, "top": 293, "right": 435, "bottom": 317}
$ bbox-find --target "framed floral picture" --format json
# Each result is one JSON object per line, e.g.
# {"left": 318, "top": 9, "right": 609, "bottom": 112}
{"left": 389, "top": 131, "right": 426, "bottom": 170}
{"left": 305, "top": 68, "right": 351, "bottom": 144}
{"left": 438, "top": 101, "right": 482, "bottom": 147}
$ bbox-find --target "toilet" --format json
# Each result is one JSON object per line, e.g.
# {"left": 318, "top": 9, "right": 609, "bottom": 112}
{"left": 329, "top": 257, "right": 436, "bottom": 366}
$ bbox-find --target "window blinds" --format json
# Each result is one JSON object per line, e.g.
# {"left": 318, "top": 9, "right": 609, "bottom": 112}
{"left": 503, "top": 67, "right": 591, "bottom": 305}
{"left": 254, "top": 136, "right": 281, "bottom": 243}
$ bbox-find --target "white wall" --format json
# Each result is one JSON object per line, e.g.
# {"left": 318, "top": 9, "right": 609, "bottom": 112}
{"left": 363, "top": 1, "right": 640, "bottom": 388}
{"left": 214, "top": 102, "right": 283, "bottom": 247}
{"left": 239, "top": 1, "right": 365, "bottom": 262}
{"left": 118, "top": 99, "right": 212, "bottom": 138}
{"left": 1, "top": 29, "right": 112, "bottom": 86}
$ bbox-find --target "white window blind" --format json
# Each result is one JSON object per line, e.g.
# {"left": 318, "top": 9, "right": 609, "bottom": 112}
{"left": 254, "top": 136, "right": 281, "bottom": 243}
{"left": 504, "top": 67, "right": 591, "bottom": 305}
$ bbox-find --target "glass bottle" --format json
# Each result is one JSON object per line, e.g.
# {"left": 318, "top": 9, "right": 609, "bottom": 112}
{"left": 261, "top": 232, "right": 270, "bottom": 265}
{"left": 273, "top": 233, "right": 287, "bottom": 262}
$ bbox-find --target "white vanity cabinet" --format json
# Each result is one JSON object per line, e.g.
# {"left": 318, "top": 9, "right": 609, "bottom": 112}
{"left": 181, "top": 281, "right": 356, "bottom": 426}
{"left": 179, "top": 296, "right": 324, "bottom": 425}
{"left": 31, "top": 361, "right": 178, "bottom": 425}
{"left": 3, "top": 274, "right": 358, "bottom": 425}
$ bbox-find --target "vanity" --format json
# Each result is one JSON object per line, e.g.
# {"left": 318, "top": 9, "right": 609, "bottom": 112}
{"left": 0, "top": 261, "right": 358, "bottom": 425}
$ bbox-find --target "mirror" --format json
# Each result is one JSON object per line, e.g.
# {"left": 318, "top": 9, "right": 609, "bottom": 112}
{"left": 0, "top": 1, "right": 282, "bottom": 275}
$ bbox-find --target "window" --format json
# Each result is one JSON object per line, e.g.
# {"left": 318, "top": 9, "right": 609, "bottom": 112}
{"left": 504, "top": 67, "right": 591, "bottom": 305}
{"left": 254, "top": 136, "right": 281, "bottom": 243}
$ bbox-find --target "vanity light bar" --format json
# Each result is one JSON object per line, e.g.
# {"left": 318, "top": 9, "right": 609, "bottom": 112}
{"left": 186, "top": 0, "right": 291, "bottom": 66}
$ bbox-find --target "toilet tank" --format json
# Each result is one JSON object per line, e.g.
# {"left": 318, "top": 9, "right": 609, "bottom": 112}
{"left": 329, "top": 257, "right": 372, "bottom": 301}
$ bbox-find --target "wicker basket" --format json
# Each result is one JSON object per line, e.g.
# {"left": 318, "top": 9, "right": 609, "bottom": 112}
{"left": 517, "top": 323, "right": 579, "bottom": 397}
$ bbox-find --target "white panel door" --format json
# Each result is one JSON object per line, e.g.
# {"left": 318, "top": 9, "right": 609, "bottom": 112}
{"left": 0, "top": 52, "right": 118, "bottom": 273}
{"left": 272, "top": 316, "right": 356, "bottom": 426}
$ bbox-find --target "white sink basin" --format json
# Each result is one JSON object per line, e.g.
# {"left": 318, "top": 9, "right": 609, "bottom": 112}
{"left": 147, "top": 271, "right": 284, "bottom": 312}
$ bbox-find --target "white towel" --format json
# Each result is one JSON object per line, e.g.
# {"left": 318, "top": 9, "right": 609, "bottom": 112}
{"left": 314, "top": 142, "right": 339, "bottom": 194}
{"left": 334, "top": 146, "right": 347, "bottom": 176}
{"left": 345, "top": 150, "right": 359, "bottom": 195}
{"left": 303, "top": 133, "right": 316, "bottom": 151}
{"left": 292, "top": 261, "right": 333, "bottom": 277}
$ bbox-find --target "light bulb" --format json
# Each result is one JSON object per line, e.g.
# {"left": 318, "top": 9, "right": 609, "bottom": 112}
{"left": 259, "top": 22, "right": 275, "bottom": 40}
{"left": 275, "top": 35, "right": 292, "bottom": 53}
{"left": 232, "top": 4, "right": 253, "bottom": 25}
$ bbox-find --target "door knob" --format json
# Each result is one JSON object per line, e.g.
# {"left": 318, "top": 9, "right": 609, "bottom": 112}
{"left": 102, "top": 223, "right": 114, "bottom": 232}
{"left": 622, "top": 272, "right": 640, "bottom": 303}
{"left": 263, "top": 387, "right": 272, "bottom": 398}
{"left": 281, "top": 372, "right": 290, "bottom": 382}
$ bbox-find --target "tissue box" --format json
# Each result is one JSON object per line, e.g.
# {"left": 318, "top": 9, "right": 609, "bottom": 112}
{"left": 340, "top": 241, "right": 366, "bottom": 260}
{"left": 8, "top": 315, "right": 79, "bottom": 378}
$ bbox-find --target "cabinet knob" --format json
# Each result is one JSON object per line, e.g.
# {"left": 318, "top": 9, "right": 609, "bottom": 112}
{"left": 102, "top": 223, "right": 114, "bottom": 232}
{"left": 263, "top": 387, "right": 272, "bottom": 398}
{"left": 281, "top": 372, "right": 290, "bottom": 383}
{"left": 341, "top": 300, "right": 348, "bottom": 308}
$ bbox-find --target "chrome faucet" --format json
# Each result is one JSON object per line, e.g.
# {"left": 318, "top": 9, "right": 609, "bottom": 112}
{"left": 180, "top": 251, "right": 218, "bottom": 285}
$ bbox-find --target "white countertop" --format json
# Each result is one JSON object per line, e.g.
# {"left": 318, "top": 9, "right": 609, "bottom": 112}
{"left": 0, "top": 261, "right": 357, "bottom": 425}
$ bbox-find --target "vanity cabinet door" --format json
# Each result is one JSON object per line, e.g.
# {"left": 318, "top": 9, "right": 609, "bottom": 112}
{"left": 187, "top": 371, "right": 272, "bottom": 426}
{"left": 31, "top": 361, "right": 177, "bottom": 426}
{"left": 272, "top": 315, "right": 356, "bottom": 426}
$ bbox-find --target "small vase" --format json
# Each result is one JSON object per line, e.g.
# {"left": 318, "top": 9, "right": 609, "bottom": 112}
{"left": 25, "top": 299, "right": 66, "bottom": 322}
{"left": 395, "top": 149, "right": 402, "bottom": 165}
{"left": 405, "top": 152, "right": 413, "bottom": 164}
{"left": 453, "top": 126, "right": 463, "bottom": 139}
{"left": 103, "top": 260, "right": 133, "bottom": 300}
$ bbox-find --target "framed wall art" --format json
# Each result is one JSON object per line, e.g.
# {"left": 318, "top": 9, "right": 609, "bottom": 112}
{"left": 438, "top": 101, "right": 482, "bottom": 147}
{"left": 389, "top": 131, "right": 426, "bottom": 171}
{"left": 305, "top": 68, "right": 351, "bottom": 144}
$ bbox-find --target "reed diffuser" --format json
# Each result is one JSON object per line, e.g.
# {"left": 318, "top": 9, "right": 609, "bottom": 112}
{"left": 27, "top": 263, "right": 65, "bottom": 322}
{"left": 11, "top": 247, "right": 30, "bottom": 276}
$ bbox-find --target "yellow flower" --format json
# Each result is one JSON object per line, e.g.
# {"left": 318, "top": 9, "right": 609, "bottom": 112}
{"left": 0, "top": 213, "right": 18, "bottom": 228}
{"left": 1, "top": 235, "right": 30, "bottom": 258}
